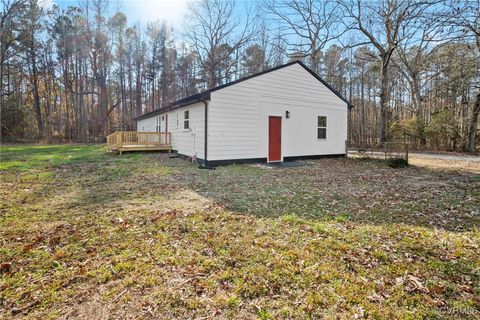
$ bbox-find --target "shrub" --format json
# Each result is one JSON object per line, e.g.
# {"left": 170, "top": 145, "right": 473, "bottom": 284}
{"left": 386, "top": 157, "right": 409, "bottom": 168}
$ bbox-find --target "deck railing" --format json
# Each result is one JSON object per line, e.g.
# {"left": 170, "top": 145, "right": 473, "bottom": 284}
{"left": 107, "top": 131, "right": 171, "bottom": 151}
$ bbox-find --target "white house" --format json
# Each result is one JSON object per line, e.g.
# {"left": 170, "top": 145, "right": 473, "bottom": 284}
{"left": 135, "top": 61, "right": 352, "bottom": 166}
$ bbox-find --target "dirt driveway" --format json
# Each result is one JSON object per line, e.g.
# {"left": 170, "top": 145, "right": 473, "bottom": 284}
{"left": 409, "top": 153, "right": 479, "bottom": 173}
{"left": 410, "top": 152, "right": 480, "bottom": 162}
{"left": 348, "top": 150, "right": 480, "bottom": 173}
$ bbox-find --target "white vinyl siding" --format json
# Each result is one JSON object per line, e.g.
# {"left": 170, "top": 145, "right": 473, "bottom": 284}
{"left": 137, "top": 116, "right": 156, "bottom": 132}
{"left": 137, "top": 103, "right": 205, "bottom": 160}
{"left": 207, "top": 63, "right": 347, "bottom": 161}
{"left": 169, "top": 104, "right": 204, "bottom": 159}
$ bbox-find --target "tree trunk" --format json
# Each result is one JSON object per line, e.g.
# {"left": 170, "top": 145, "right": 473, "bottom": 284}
{"left": 360, "top": 67, "right": 365, "bottom": 143}
{"left": 30, "top": 41, "right": 42, "bottom": 138}
{"left": 45, "top": 74, "right": 51, "bottom": 143}
{"left": 79, "top": 60, "right": 87, "bottom": 142}
{"left": 465, "top": 91, "right": 480, "bottom": 152}
{"left": 135, "top": 61, "right": 142, "bottom": 120}
{"left": 128, "top": 60, "right": 134, "bottom": 130}
{"left": 0, "top": 51, "right": 4, "bottom": 108}
{"left": 379, "top": 58, "right": 389, "bottom": 143}
{"left": 208, "top": 65, "right": 216, "bottom": 89}
{"left": 99, "top": 77, "right": 108, "bottom": 138}
{"left": 409, "top": 75, "right": 426, "bottom": 146}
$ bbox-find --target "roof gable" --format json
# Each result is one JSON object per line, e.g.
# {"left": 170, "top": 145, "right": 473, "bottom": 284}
{"left": 135, "top": 61, "right": 352, "bottom": 121}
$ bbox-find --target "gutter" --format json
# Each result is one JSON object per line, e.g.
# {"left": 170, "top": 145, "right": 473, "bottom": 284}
{"left": 198, "top": 99, "right": 214, "bottom": 170}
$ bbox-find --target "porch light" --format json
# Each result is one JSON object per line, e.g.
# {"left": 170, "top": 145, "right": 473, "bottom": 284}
{"left": 286, "top": 110, "right": 290, "bottom": 118}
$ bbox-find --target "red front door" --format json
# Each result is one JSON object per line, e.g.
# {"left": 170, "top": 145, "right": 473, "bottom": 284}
{"left": 268, "top": 116, "right": 282, "bottom": 162}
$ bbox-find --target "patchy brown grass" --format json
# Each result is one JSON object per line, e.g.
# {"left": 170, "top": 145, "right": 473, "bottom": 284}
{"left": 1, "top": 145, "right": 479, "bottom": 319}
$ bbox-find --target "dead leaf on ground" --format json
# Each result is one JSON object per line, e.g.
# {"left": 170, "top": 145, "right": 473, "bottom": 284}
{"left": 405, "top": 275, "right": 429, "bottom": 293}
{"left": 430, "top": 284, "right": 445, "bottom": 294}
{"left": 1, "top": 263, "right": 11, "bottom": 273}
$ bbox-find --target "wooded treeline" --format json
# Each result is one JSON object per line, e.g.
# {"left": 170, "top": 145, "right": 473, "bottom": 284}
{"left": 1, "top": 0, "right": 479, "bottom": 151}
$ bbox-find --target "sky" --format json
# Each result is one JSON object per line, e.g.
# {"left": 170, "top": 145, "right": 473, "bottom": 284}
{"left": 111, "top": 0, "right": 189, "bottom": 27}
{"left": 41, "top": 0, "right": 191, "bottom": 30}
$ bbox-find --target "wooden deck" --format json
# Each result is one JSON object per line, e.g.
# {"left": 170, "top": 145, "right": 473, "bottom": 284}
{"left": 107, "top": 131, "right": 172, "bottom": 154}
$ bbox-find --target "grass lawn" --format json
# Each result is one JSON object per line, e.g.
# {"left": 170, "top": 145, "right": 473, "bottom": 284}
{"left": 1, "top": 144, "right": 479, "bottom": 319}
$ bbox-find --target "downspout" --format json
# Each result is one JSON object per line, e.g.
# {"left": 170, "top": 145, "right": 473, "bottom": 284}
{"left": 199, "top": 99, "right": 214, "bottom": 169}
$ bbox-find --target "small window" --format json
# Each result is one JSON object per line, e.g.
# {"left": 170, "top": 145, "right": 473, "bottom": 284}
{"left": 317, "top": 116, "right": 327, "bottom": 139}
{"left": 184, "top": 110, "right": 189, "bottom": 129}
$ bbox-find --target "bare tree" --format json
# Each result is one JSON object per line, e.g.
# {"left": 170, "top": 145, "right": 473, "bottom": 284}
{"left": 263, "top": 0, "right": 344, "bottom": 73}
{"left": 0, "top": 0, "right": 477, "bottom": 152}
{"left": 394, "top": 4, "right": 451, "bottom": 145}
{"left": 22, "top": 0, "right": 43, "bottom": 137}
{"left": 444, "top": 0, "right": 480, "bottom": 152}
{"left": 131, "top": 24, "right": 146, "bottom": 119}
{"left": 89, "top": 0, "right": 112, "bottom": 138}
{"left": 342, "top": 0, "right": 434, "bottom": 143}
{"left": 185, "top": 0, "right": 257, "bottom": 88}
{"left": 0, "top": 0, "right": 27, "bottom": 111}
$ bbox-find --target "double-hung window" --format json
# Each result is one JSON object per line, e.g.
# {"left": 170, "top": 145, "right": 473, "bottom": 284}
{"left": 317, "top": 116, "right": 327, "bottom": 139}
{"left": 184, "top": 110, "right": 190, "bottom": 129}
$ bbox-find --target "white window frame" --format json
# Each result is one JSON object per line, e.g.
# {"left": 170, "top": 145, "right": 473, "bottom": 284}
{"left": 317, "top": 116, "right": 327, "bottom": 139}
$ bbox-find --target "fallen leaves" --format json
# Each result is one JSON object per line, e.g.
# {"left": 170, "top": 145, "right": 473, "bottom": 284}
{"left": 429, "top": 284, "right": 445, "bottom": 294}
{"left": 22, "top": 243, "right": 34, "bottom": 253}
{"left": 424, "top": 295, "right": 444, "bottom": 307}
{"left": 1, "top": 146, "right": 479, "bottom": 319}
{"left": 472, "top": 295, "right": 480, "bottom": 307}
{"left": 11, "top": 299, "right": 40, "bottom": 316}
{"left": 367, "top": 292, "right": 384, "bottom": 302}
{"left": 1, "top": 262, "right": 11, "bottom": 273}
{"left": 395, "top": 274, "right": 430, "bottom": 293}
{"left": 405, "top": 275, "right": 429, "bottom": 293}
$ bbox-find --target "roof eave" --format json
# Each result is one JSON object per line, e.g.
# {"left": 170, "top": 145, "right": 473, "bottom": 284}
{"left": 134, "top": 92, "right": 211, "bottom": 121}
